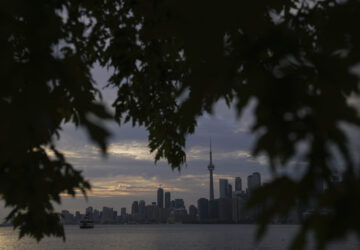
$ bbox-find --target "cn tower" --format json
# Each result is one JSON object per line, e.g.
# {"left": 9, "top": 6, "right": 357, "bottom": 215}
{"left": 208, "top": 138, "right": 215, "bottom": 201}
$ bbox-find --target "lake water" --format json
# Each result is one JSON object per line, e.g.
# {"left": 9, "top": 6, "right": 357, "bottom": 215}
{"left": 0, "top": 224, "right": 359, "bottom": 250}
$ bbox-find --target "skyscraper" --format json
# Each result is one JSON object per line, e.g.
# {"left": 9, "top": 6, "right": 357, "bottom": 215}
{"left": 198, "top": 198, "right": 209, "bottom": 222}
{"left": 188, "top": 205, "right": 198, "bottom": 221}
{"left": 157, "top": 187, "right": 164, "bottom": 208}
{"left": 208, "top": 138, "right": 215, "bottom": 200}
{"left": 139, "top": 200, "right": 146, "bottom": 219}
{"left": 174, "top": 198, "right": 185, "bottom": 208}
{"left": 102, "top": 206, "right": 114, "bottom": 223}
{"left": 235, "top": 177, "right": 242, "bottom": 192}
{"left": 85, "top": 206, "right": 93, "bottom": 216}
{"left": 131, "top": 201, "right": 139, "bottom": 215}
{"left": 218, "top": 197, "right": 233, "bottom": 222}
{"left": 252, "top": 172, "right": 261, "bottom": 189}
{"left": 209, "top": 199, "right": 219, "bottom": 219}
{"left": 165, "top": 191, "right": 171, "bottom": 208}
{"left": 247, "top": 172, "right": 261, "bottom": 193}
{"left": 219, "top": 179, "right": 228, "bottom": 198}
{"left": 227, "top": 183, "right": 233, "bottom": 198}
{"left": 121, "top": 207, "right": 126, "bottom": 216}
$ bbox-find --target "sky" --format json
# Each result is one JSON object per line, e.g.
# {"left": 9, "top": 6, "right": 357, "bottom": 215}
{"left": 52, "top": 65, "right": 270, "bottom": 215}
{"left": 0, "top": 65, "right": 270, "bottom": 219}
{"left": 1, "top": 64, "right": 359, "bottom": 220}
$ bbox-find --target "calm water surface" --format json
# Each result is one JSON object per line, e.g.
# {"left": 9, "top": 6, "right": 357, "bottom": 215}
{"left": 0, "top": 224, "right": 358, "bottom": 250}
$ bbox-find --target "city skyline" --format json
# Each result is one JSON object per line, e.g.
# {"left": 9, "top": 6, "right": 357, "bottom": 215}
{"left": 60, "top": 170, "right": 261, "bottom": 217}
{"left": 77, "top": 170, "right": 261, "bottom": 215}
{"left": 58, "top": 168, "right": 340, "bottom": 227}
{"left": 59, "top": 171, "right": 267, "bottom": 226}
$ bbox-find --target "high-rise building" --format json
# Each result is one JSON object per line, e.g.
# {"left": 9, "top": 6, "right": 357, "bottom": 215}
{"left": 198, "top": 198, "right": 209, "bottom": 222}
{"left": 208, "top": 138, "right": 215, "bottom": 200}
{"left": 145, "top": 205, "right": 154, "bottom": 221}
{"left": 157, "top": 187, "right": 164, "bottom": 208}
{"left": 101, "top": 206, "right": 114, "bottom": 223}
{"left": 219, "top": 179, "right": 228, "bottom": 198}
{"left": 218, "top": 197, "right": 232, "bottom": 222}
{"left": 139, "top": 200, "right": 146, "bottom": 207}
{"left": 75, "top": 211, "right": 81, "bottom": 222}
{"left": 85, "top": 206, "right": 93, "bottom": 216}
{"left": 93, "top": 209, "right": 100, "bottom": 222}
{"left": 121, "top": 207, "right": 126, "bottom": 216}
{"left": 113, "top": 210, "right": 118, "bottom": 221}
{"left": 158, "top": 207, "right": 167, "bottom": 223}
{"left": 227, "top": 184, "right": 233, "bottom": 198}
{"left": 61, "top": 210, "right": 75, "bottom": 224}
{"left": 131, "top": 201, "right": 139, "bottom": 215}
{"left": 152, "top": 203, "right": 159, "bottom": 221}
{"left": 165, "top": 192, "right": 171, "bottom": 208}
{"left": 174, "top": 198, "right": 185, "bottom": 209}
{"left": 232, "top": 196, "right": 247, "bottom": 223}
{"left": 208, "top": 199, "right": 219, "bottom": 219}
{"left": 247, "top": 172, "right": 261, "bottom": 193}
{"left": 139, "top": 200, "right": 146, "bottom": 219}
{"left": 235, "top": 177, "right": 242, "bottom": 192}
{"left": 252, "top": 172, "right": 261, "bottom": 189}
{"left": 189, "top": 205, "right": 198, "bottom": 218}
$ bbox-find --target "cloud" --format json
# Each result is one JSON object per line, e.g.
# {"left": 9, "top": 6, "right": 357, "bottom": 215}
{"left": 55, "top": 140, "right": 154, "bottom": 163}
{"left": 45, "top": 146, "right": 90, "bottom": 159}
{"left": 78, "top": 175, "right": 188, "bottom": 198}
{"left": 107, "top": 141, "right": 154, "bottom": 161}
{"left": 54, "top": 138, "right": 268, "bottom": 168}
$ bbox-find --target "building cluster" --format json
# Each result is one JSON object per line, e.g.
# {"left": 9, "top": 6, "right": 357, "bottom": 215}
{"left": 61, "top": 188, "right": 188, "bottom": 225}
{"left": 62, "top": 142, "right": 331, "bottom": 225}
{"left": 61, "top": 172, "right": 300, "bottom": 225}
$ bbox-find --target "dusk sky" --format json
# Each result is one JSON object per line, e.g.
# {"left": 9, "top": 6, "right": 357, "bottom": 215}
{"left": 49, "top": 65, "right": 270, "bottom": 215}
{"left": 1, "top": 64, "right": 359, "bottom": 219}
{"left": 63, "top": 65, "right": 269, "bottom": 215}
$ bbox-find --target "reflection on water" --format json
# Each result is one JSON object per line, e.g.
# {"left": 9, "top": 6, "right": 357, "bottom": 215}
{"left": 0, "top": 224, "right": 358, "bottom": 250}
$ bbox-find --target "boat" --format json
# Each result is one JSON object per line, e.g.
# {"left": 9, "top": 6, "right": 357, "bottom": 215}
{"left": 79, "top": 215, "right": 94, "bottom": 229}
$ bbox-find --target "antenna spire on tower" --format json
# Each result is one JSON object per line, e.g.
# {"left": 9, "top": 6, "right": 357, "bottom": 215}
{"left": 208, "top": 137, "right": 214, "bottom": 170}
{"left": 208, "top": 137, "right": 215, "bottom": 201}
{"left": 210, "top": 137, "right": 212, "bottom": 164}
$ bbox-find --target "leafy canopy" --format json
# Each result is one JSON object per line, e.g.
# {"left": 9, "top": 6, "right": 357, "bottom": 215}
{"left": 1, "top": 0, "right": 360, "bottom": 249}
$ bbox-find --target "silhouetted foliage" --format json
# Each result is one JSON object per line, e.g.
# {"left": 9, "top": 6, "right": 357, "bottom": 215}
{"left": 0, "top": 0, "right": 111, "bottom": 241}
{"left": 1, "top": 0, "right": 360, "bottom": 249}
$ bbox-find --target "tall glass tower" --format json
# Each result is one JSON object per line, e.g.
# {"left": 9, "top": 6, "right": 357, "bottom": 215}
{"left": 157, "top": 187, "right": 164, "bottom": 208}
{"left": 208, "top": 138, "right": 215, "bottom": 201}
